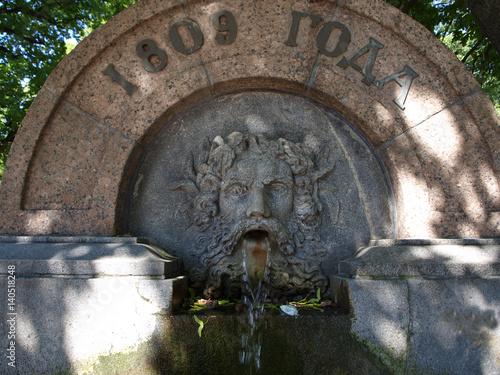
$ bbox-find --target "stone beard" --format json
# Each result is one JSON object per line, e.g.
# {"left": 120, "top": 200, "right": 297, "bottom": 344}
{"left": 190, "top": 132, "right": 331, "bottom": 299}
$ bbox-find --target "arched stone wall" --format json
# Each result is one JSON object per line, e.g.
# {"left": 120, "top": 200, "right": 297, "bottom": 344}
{"left": 0, "top": 0, "right": 499, "bottom": 238}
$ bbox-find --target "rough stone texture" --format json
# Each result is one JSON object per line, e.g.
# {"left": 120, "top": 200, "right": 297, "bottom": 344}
{"left": 462, "top": 90, "right": 500, "bottom": 175}
{"left": 334, "top": 240, "right": 500, "bottom": 374}
{"left": 0, "top": 237, "right": 182, "bottom": 277}
{"left": 408, "top": 278, "right": 500, "bottom": 375}
{"left": 340, "top": 239, "right": 500, "bottom": 277}
{"left": 346, "top": 278, "right": 410, "bottom": 374}
{"left": 0, "top": 0, "right": 498, "bottom": 373}
{"left": 128, "top": 91, "right": 394, "bottom": 282}
{"left": 0, "top": 276, "right": 182, "bottom": 374}
{"left": 377, "top": 98, "right": 500, "bottom": 237}
{"left": 0, "top": 0, "right": 498, "bottom": 239}
{"left": 337, "top": 275, "right": 500, "bottom": 375}
{"left": 43, "top": 0, "right": 184, "bottom": 97}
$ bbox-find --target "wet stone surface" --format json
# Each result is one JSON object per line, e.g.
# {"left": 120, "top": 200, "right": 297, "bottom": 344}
{"left": 91, "top": 312, "right": 395, "bottom": 375}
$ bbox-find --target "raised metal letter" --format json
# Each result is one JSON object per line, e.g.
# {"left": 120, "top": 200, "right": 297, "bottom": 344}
{"left": 337, "top": 37, "right": 384, "bottom": 85}
{"left": 103, "top": 64, "right": 138, "bottom": 96}
{"left": 169, "top": 20, "right": 204, "bottom": 55}
{"left": 213, "top": 10, "right": 237, "bottom": 45}
{"left": 374, "top": 65, "right": 419, "bottom": 110}
{"left": 284, "top": 10, "right": 321, "bottom": 47}
{"left": 316, "top": 21, "right": 351, "bottom": 57}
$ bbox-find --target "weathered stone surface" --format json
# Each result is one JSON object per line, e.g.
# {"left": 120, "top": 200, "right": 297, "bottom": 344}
{"left": 0, "top": 277, "right": 180, "bottom": 374}
{"left": 340, "top": 0, "right": 480, "bottom": 98}
{"left": 44, "top": 0, "right": 183, "bottom": 97}
{"left": 0, "top": 236, "right": 182, "bottom": 277}
{"left": 377, "top": 99, "right": 500, "bottom": 237}
{"left": 312, "top": 7, "right": 463, "bottom": 148}
{"left": 0, "top": 0, "right": 498, "bottom": 373}
{"left": 408, "top": 278, "right": 500, "bottom": 375}
{"left": 335, "top": 275, "right": 500, "bottom": 375}
{"left": 128, "top": 91, "right": 393, "bottom": 291}
{"left": 346, "top": 278, "right": 409, "bottom": 374}
{"left": 462, "top": 89, "right": 500, "bottom": 174}
{"left": 0, "top": 0, "right": 498, "bottom": 240}
{"left": 340, "top": 239, "right": 500, "bottom": 277}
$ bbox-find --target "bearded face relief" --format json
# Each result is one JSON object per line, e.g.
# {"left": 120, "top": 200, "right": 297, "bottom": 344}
{"left": 130, "top": 93, "right": 394, "bottom": 302}
{"left": 191, "top": 132, "right": 331, "bottom": 299}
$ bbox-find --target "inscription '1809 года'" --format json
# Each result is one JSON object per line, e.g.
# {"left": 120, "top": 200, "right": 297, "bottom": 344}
{"left": 104, "top": 9, "right": 418, "bottom": 110}
{"left": 284, "top": 10, "right": 419, "bottom": 110}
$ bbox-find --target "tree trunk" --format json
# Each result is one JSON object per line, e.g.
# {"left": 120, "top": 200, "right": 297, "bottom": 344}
{"left": 466, "top": 0, "right": 500, "bottom": 55}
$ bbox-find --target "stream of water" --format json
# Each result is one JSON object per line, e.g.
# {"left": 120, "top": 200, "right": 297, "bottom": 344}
{"left": 238, "top": 231, "right": 271, "bottom": 373}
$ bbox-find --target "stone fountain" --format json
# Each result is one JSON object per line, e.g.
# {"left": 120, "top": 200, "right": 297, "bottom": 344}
{"left": 1, "top": 0, "right": 499, "bottom": 373}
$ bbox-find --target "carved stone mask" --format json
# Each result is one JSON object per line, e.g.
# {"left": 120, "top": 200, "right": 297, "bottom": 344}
{"left": 219, "top": 151, "right": 294, "bottom": 223}
{"left": 128, "top": 92, "right": 394, "bottom": 302}
{"left": 191, "top": 132, "right": 330, "bottom": 299}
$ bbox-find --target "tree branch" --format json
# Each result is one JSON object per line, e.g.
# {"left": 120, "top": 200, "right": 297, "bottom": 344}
{"left": 0, "top": 26, "right": 46, "bottom": 45}
{"left": 0, "top": 45, "right": 20, "bottom": 59}
{"left": 462, "top": 33, "right": 485, "bottom": 63}
{"left": 401, "top": 0, "right": 419, "bottom": 14}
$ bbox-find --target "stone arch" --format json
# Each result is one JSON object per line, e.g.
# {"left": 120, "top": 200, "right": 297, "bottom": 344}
{"left": 0, "top": 0, "right": 498, "bottom": 239}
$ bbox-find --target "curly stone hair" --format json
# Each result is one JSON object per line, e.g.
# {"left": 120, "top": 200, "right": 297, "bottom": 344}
{"left": 193, "top": 132, "right": 326, "bottom": 233}
{"left": 189, "top": 132, "right": 333, "bottom": 298}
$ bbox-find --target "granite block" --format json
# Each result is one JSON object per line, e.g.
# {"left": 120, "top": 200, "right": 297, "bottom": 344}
{"left": 44, "top": 0, "right": 183, "bottom": 97}
{"left": 22, "top": 101, "right": 121, "bottom": 210}
{"left": 0, "top": 277, "right": 179, "bottom": 374}
{"left": 345, "top": 277, "right": 409, "bottom": 372}
{"left": 62, "top": 5, "right": 210, "bottom": 143}
{"left": 0, "top": 0, "right": 498, "bottom": 243}
{"left": 340, "top": 0, "right": 480, "bottom": 97}
{"left": 403, "top": 104, "right": 500, "bottom": 214}
{"left": 185, "top": 0, "right": 336, "bottom": 94}
{"left": 377, "top": 135, "right": 432, "bottom": 238}
{"left": 376, "top": 98, "right": 500, "bottom": 238}
{"left": 0, "top": 88, "right": 59, "bottom": 233}
{"left": 407, "top": 278, "right": 500, "bottom": 374}
{"left": 0, "top": 240, "right": 182, "bottom": 277}
{"left": 461, "top": 89, "right": 500, "bottom": 175}
{"left": 312, "top": 6, "right": 462, "bottom": 148}
{"left": 336, "top": 274, "right": 500, "bottom": 374}
{"left": 340, "top": 241, "right": 500, "bottom": 277}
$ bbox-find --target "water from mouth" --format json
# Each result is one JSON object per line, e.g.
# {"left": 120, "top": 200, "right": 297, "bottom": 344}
{"left": 239, "top": 230, "right": 271, "bottom": 373}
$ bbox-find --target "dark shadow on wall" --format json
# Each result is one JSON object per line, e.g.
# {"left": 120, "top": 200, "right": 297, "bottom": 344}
{"left": 0, "top": 241, "right": 171, "bottom": 374}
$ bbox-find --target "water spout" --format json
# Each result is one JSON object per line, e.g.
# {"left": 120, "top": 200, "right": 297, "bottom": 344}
{"left": 239, "top": 230, "right": 272, "bottom": 372}
{"left": 242, "top": 230, "right": 270, "bottom": 297}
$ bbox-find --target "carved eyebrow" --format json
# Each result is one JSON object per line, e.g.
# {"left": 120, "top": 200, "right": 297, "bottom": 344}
{"left": 264, "top": 177, "right": 293, "bottom": 186}
{"left": 222, "top": 178, "right": 252, "bottom": 187}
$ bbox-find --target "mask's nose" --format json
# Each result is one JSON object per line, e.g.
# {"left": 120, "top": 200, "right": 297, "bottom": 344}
{"left": 246, "top": 186, "right": 271, "bottom": 218}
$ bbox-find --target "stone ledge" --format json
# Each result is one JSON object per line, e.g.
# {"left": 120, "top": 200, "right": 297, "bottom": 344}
{"left": 331, "top": 276, "right": 500, "bottom": 375}
{"left": 0, "top": 236, "right": 182, "bottom": 278}
{"left": 0, "top": 235, "right": 145, "bottom": 243}
{"left": 339, "top": 238, "right": 500, "bottom": 278}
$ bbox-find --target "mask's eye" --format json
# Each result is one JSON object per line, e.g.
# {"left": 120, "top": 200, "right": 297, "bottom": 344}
{"left": 225, "top": 183, "right": 248, "bottom": 197}
{"left": 268, "top": 182, "right": 289, "bottom": 196}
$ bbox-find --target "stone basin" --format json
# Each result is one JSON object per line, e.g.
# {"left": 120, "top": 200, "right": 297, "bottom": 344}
{"left": 90, "top": 310, "right": 395, "bottom": 375}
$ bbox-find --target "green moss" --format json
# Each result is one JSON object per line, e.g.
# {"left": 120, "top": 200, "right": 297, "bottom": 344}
{"left": 62, "top": 313, "right": 446, "bottom": 375}
{"left": 354, "top": 335, "right": 408, "bottom": 375}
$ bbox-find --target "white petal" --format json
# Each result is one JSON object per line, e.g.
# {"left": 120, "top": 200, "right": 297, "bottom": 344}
{"left": 280, "top": 305, "right": 298, "bottom": 316}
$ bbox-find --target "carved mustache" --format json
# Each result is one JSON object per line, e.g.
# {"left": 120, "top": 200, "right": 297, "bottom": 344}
{"left": 227, "top": 217, "right": 295, "bottom": 256}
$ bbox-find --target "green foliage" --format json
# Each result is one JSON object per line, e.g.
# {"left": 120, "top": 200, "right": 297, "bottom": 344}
{"left": 193, "top": 315, "right": 208, "bottom": 338}
{"left": 385, "top": 0, "right": 500, "bottom": 112}
{"left": 0, "top": 0, "right": 138, "bottom": 181}
{"left": 289, "top": 288, "right": 330, "bottom": 312}
{"left": 0, "top": 0, "right": 498, "bottom": 183}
